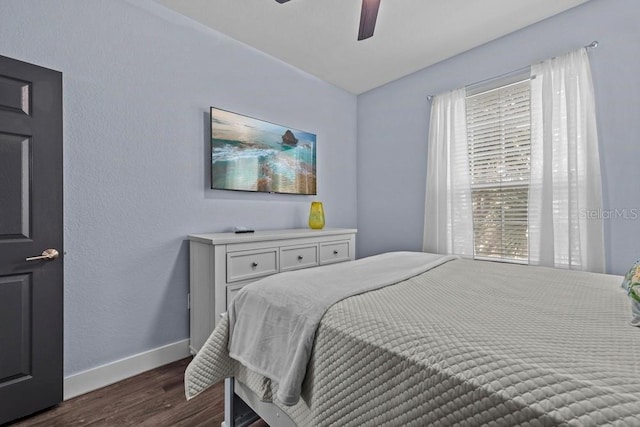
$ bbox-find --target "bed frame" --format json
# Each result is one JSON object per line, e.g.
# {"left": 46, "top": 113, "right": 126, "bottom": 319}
{"left": 224, "top": 377, "right": 297, "bottom": 427}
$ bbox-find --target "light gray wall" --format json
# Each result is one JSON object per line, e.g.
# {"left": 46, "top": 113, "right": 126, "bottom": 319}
{"left": 0, "top": 0, "right": 357, "bottom": 376}
{"left": 357, "top": 0, "right": 640, "bottom": 275}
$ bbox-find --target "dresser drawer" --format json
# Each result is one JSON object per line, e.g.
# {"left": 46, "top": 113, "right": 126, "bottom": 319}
{"left": 320, "top": 240, "right": 351, "bottom": 264}
{"left": 281, "top": 244, "right": 318, "bottom": 272}
{"left": 227, "top": 248, "right": 278, "bottom": 283}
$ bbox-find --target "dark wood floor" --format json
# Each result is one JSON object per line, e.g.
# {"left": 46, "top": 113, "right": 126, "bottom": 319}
{"left": 8, "top": 358, "right": 268, "bottom": 427}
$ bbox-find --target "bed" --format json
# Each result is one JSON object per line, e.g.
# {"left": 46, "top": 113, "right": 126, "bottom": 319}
{"left": 185, "top": 252, "right": 640, "bottom": 426}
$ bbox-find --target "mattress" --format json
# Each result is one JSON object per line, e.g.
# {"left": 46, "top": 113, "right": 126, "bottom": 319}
{"left": 186, "top": 257, "right": 640, "bottom": 426}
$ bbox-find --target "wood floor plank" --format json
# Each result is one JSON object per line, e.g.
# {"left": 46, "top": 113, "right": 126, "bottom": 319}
{"left": 8, "top": 357, "right": 271, "bottom": 427}
{"left": 8, "top": 358, "right": 229, "bottom": 427}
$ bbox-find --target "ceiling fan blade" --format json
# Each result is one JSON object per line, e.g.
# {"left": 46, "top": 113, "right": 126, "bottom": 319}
{"left": 275, "top": 0, "right": 290, "bottom": 3}
{"left": 358, "top": 0, "right": 381, "bottom": 40}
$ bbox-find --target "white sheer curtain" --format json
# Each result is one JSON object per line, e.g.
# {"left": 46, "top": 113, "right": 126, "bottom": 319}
{"left": 423, "top": 89, "right": 474, "bottom": 256}
{"left": 529, "top": 48, "right": 605, "bottom": 272}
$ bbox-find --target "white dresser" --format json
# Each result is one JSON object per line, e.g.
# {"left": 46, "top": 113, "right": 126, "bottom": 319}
{"left": 187, "top": 228, "right": 357, "bottom": 354}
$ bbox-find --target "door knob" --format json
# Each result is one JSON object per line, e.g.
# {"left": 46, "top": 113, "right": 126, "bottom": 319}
{"left": 26, "top": 248, "right": 59, "bottom": 261}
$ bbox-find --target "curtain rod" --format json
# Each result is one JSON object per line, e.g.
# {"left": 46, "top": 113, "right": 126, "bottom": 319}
{"left": 426, "top": 41, "right": 599, "bottom": 102}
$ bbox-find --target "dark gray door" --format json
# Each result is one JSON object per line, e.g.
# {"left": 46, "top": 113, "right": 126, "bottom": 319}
{"left": 0, "top": 55, "right": 63, "bottom": 424}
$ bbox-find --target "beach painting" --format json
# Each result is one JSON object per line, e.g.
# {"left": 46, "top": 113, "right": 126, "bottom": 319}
{"left": 210, "top": 107, "right": 316, "bottom": 195}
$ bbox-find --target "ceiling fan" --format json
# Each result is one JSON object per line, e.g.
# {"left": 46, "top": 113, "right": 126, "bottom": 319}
{"left": 275, "top": 0, "right": 381, "bottom": 41}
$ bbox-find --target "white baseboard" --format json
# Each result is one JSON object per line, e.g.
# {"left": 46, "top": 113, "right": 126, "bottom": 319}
{"left": 63, "top": 339, "right": 191, "bottom": 400}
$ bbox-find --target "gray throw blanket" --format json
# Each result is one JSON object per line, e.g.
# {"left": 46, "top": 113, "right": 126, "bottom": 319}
{"left": 227, "top": 251, "right": 456, "bottom": 405}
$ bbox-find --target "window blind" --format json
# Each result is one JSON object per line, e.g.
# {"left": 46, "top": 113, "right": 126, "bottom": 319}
{"left": 466, "top": 79, "right": 531, "bottom": 262}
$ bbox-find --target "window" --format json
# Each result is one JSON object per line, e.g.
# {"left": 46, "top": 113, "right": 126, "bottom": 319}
{"left": 425, "top": 48, "right": 603, "bottom": 271}
{"left": 465, "top": 79, "right": 531, "bottom": 262}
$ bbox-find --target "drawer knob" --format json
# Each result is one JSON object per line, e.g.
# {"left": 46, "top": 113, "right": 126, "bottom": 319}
{"left": 251, "top": 262, "right": 258, "bottom": 268}
{"left": 298, "top": 255, "right": 304, "bottom": 261}
{"left": 333, "top": 250, "right": 339, "bottom": 255}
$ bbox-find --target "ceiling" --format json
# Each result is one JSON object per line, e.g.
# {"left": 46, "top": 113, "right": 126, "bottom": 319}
{"left": 155, "top": 0, "right": 590, "bottom": 94}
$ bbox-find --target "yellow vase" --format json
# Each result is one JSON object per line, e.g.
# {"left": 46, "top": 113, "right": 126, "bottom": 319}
{"left": 308, "top": 202, "right": 325, "bottom": 229}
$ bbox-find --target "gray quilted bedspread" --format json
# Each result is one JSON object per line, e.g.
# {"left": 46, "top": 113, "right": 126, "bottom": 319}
{"left": 186, "top": 258, "right": 640, "bottom": 426}
{"left": 228, "top": 252, "right": 455, "bottom": 406}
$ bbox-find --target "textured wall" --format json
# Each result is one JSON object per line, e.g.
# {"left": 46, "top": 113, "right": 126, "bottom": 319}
{"left": 0, "top": 0, "right": 357, "bottom": 376}
{"left": 357, "top": 0, "right": 640, "bottom": 275}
